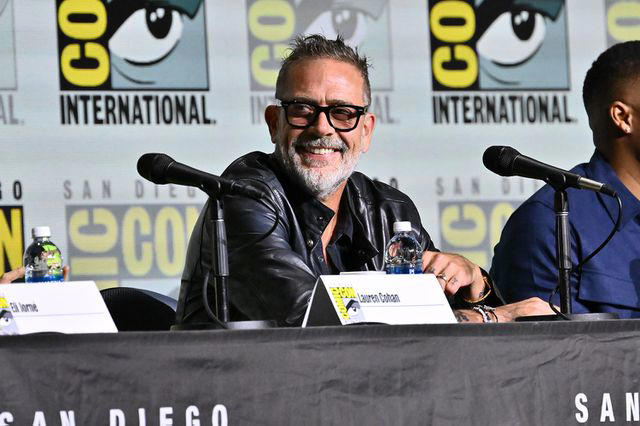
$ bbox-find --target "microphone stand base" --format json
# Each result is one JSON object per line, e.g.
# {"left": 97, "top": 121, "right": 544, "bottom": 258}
{"left": 171, "top": 320, "right": 277, "bottom": 331}
{"left": 225, "top": 320, "right": 277, "bottom": 330}
{"left": 515, "top": 312, "right": 619, "bottom": 322}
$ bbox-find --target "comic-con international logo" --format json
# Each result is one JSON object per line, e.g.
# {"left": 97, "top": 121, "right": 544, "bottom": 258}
{"left": 246, "top": 0, "right": 396, "bottom": 125}
{"left": 428, "top": 0, "right": 574, "bottom": 124}
{"left": 329, "top": 286, "right": 365, "bottom": 323}
{"left": 56, "top": 0, "right": 212, "bottom": 125}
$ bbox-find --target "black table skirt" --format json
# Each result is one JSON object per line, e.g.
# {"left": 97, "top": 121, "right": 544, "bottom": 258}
{"left": 1, "top": 320, "right": 639, "bottom": 425}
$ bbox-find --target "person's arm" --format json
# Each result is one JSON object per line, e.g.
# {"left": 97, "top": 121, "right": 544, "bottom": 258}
{"left": 0, "top": 266, "right": 70, "bottom": 283}
{"left": 411, "top": 214, "right": 491, "bottom": 303}
{"left": 419, "top": 245, "right": 553, "bottom": 322}
{"left": 490, "top": 200, "right": 577, "bottom": 306}
{"left": 454, "top": 297, "right": 555, "bottom": 323}
{"left": 0, "top": 267, "right": 25, "bottom": 283}
{"left": 178, "top": 186, "right": 317, "bottom": 327}
{"left": 422, "top": 251, "right": 488, "bottom": 301}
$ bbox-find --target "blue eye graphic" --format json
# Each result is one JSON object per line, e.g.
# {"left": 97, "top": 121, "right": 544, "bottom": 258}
{"left": 477, "top": 8, "right": 547, "bottom": 66}
{"left": 473, "top": 0, "right": 567, "bottom": 89}
{"left": 109, "top": 7, "right": 183, "bottom": 65}
{"left": 304, "top": 7, "right": 369, "bottom": 46}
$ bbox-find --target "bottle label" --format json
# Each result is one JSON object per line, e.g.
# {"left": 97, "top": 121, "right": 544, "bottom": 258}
{"left": 385, "top": 265, "right": 423, "bottom": 275}
{"left": 26, "top": 273, "right": 64, "bottom": 283}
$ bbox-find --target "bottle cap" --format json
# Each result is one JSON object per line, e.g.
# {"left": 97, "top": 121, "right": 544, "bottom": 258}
{"left": 32, "top": 226, "right": 51, "bottom": 238}
{"left": 392, "top": 221, "right": 412, "bottom": 233}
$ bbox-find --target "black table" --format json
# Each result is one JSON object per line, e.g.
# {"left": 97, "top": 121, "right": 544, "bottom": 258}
{"left": 2, "top": 320, "right": 639, "bottom": 425}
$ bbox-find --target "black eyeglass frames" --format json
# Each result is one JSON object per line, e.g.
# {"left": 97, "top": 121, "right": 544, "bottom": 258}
{"left": 279, "top": 101, "right": 369, "bottom": 132}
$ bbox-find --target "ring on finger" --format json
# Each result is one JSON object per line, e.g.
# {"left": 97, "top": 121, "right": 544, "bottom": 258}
{"left": 437, "top": 273, "right": 448, "bottom": 282}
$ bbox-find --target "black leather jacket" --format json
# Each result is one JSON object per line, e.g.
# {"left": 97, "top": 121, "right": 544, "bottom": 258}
{"left": 177, "top": 151, "right": 437, "bottom": 327}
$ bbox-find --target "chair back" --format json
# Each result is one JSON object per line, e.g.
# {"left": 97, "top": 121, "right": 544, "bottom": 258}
{"left": 100, "top": 287, "right": 176, "bottom": 331}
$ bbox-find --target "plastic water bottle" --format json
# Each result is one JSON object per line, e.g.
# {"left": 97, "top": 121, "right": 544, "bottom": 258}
{"left": 23, "top": 226, "right": 64, "bottom": 283}
{"left": 384, "top": 221, "right": 423, "bottom": 274}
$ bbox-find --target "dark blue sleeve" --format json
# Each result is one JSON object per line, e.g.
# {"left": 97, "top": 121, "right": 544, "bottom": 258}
{"left": 490, "top": 199, "right": 587, "bottom": 310}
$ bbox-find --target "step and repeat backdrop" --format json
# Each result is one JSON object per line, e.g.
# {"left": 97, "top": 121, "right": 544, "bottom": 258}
{"left": 0, "top": 0, "right": 636, "bottom": 297}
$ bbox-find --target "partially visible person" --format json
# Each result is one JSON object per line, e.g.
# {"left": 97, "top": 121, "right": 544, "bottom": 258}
{"left": 0, "top": 267, "right": 25, "bottom": 283}
{"left": 491, "top": 41, "right": 640, "bottom": 318}
{"left": 177, "top": 34, "right": 552, "bottom": 327}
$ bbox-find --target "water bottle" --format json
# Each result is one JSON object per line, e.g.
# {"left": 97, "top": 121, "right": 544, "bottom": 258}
{"left": 23, "top": 226, "right": 64, "bottom": 283}
{"left": 384, "top": 221, "right": 423, "bottom": 274}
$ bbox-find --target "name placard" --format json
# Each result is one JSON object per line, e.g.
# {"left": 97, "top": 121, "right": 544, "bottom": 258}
{"left": 0, "top": 281, "right": 117, "bottom": 335}
{"left": 302, "top": 274, "right": 457, "bottom": 327}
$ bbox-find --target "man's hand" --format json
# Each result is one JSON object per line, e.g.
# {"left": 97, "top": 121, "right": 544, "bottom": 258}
{"left": 0, "top": 266, "right": 70, "bottom": 283}
{"left": 454, "top": 297, "right": 555, "bottom": 323}
{"left": 493, "top": 297, "right": 555, "bottom": 322}
{"left": 422, "top": 251, "right": 485, "bottom": 300}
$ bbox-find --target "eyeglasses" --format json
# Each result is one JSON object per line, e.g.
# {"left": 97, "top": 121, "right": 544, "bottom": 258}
{"left": 279, "top": 100, "right": 368, "bottom": 132}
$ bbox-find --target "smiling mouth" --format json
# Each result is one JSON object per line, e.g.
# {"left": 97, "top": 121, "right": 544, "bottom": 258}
{"left": 301, "top": 147, "right": 341, "bottom": 155}
{"left": 295, "top": 145, "right": 344, "bottom": 167}
{"left": 295, "top": 141, "right": 346, "bottom": 155}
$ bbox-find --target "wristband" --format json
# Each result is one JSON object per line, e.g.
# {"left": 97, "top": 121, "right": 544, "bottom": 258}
{"left": 482, "top": 304, "right": 498, "bottom": 323}
{"left": 472, "top": 304, "right": 497, "bottom": 323}
{"left": 462, "top": 275, "right": 492, "bottom": 304}
{"left": 472, "top": 305, "right": 491, "bottom": 323}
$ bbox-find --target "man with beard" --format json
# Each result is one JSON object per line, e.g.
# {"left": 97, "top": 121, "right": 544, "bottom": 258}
{"left": 176, "top": 34, "right": 550, "bottom": 327}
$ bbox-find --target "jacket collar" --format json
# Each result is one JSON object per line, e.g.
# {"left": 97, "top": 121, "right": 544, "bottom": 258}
{"left": 344, "top": 179, "right": 380, "bottom": 261}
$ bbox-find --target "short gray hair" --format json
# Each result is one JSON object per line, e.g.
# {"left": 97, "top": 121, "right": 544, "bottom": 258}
{"left": 275, "top": 34, "right": 371, "bottom": 105}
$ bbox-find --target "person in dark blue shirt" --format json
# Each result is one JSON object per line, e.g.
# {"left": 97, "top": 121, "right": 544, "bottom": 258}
{"left": 491, "top": 41, "right": 640, "bottom": 318}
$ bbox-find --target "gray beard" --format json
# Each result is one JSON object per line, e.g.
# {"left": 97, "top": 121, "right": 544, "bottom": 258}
{"left": 274, "top": 136, "right": 361, "bottom": 200}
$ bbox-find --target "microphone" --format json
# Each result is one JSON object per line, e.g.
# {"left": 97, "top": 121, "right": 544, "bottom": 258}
{"left": 483, "top": 146, "right": 617, "bottom": 197}
{"left": 137, "top": 153, "right": 265, "bottom": 199}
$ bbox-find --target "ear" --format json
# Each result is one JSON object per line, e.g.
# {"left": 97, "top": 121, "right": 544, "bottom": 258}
{"left": 359, "top": 112, "right": 376, "bottom": 153}
{"left": 265, "top": 105, "right": 282, "bottom": 144}
{"left": 609, "top": 100, "right": 633, "bottom": 135}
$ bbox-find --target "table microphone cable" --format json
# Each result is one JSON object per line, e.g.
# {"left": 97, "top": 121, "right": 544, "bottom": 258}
{"left": 548, "top": 192, "right": 622, "bottom": 320}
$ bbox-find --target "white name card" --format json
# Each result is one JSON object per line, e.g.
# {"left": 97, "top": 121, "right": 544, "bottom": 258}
{"left": 0, "top": 281, "right": 117, "bottom": 335}
{"left": 302, "top": 273, "right": 457, "bottom": 327}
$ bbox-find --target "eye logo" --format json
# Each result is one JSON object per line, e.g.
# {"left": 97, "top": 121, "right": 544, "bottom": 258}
{"left": 0, "top": 310, "right": 19, "bottom": 336}
{"left": 0, "top": 0, "right": 17, "bottom": 90}
{"left": 56, "top": 0, "right": 208, "bottom": 90}
{"left": 344, "top": 298, "right": 365, "bottom": 322}
{"left": 429, "top": 0, "right": 569, "bottom": 91}
{"left": 247, "top": 0, "right": 391, "bottom": 91}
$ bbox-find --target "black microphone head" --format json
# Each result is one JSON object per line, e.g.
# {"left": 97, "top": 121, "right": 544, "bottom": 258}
{"left": 137, "top": 153, "right": 174, "bottom": 184}
{"left": 482, "top": 146, "right": 520, "bottom": 177}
